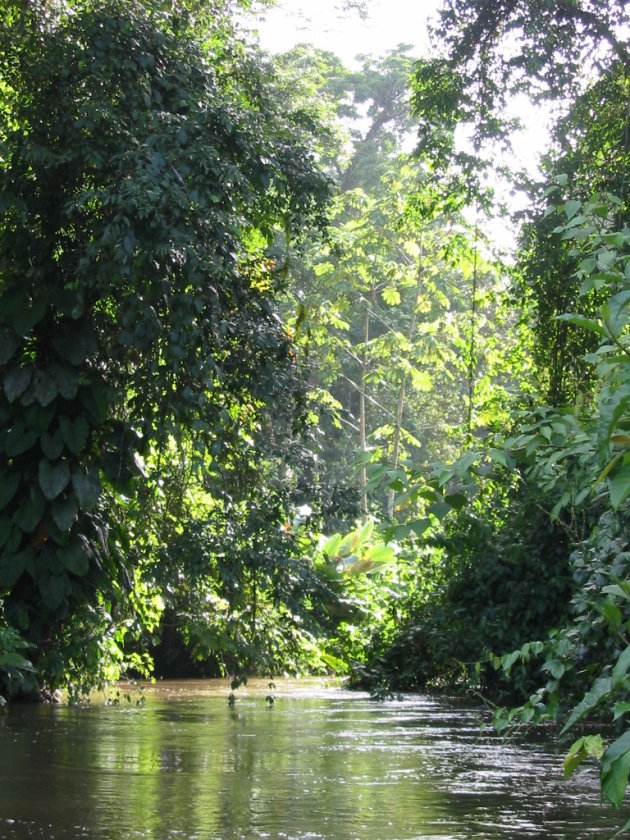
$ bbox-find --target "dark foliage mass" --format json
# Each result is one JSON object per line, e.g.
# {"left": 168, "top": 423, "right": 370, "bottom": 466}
{"left": 0, "top": 0, "right": 332, "bottom": 697}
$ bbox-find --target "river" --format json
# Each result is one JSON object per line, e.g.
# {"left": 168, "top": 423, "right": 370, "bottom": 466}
{"left": 0, "top": 679, "right": 625, "bottom": 839}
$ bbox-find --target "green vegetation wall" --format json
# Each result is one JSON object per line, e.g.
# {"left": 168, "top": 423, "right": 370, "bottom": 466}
{"left": 0, "top": 0, "right": 331, "bottom": 698}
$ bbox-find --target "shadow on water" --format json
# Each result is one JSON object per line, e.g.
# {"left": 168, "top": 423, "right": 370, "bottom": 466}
{"left": 0, "top": 678, "right": 626, "bottom": 839}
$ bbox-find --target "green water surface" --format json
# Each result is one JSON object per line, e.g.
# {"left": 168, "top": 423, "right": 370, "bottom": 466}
{"left": 0, "top": 679, "right": 625, "bottom": 838}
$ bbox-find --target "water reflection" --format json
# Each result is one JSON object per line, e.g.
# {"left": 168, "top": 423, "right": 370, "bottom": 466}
{"left": 0, "top": 679, "right": 625, "bottom": 838}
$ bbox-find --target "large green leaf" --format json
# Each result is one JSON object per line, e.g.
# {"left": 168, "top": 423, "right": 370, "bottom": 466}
{"left": 13, "top": 492, "right": 45, "bottom": 534}
{"left": 50, "top": 363, "right": 79, "bottom": 400}
{"left": 321, "top": 533, "right": 343, "bottom": 558}
{"left": 362, "top": 542, "right": 395, "bottom": 573}
{"left": 0, "top": 330, "right": 19, "bottom": 365}
{"left": 51, "top": 494, "right": 79, "bottom": 532}
{"left": 556, "top": 312, "right": 607, "bottom": 336}
{"left": 59, "top": 415, "right": 89, "bottom": 454}
{"left": 4, "top": 424, "right": 39, "bottom": 457}
{"left": 0, "top": 550, "right": 30, "bottom": 588}
{"left": 71, "top": 467, "right": 101, "bottom": 511}
{"left": 366, "top": 543, "right": 395, "bottom": 563}
{"left": 33, "top": 370, "right": 58, "bottom": 406}
{"left": 0, "top": 516, "right": 13, "bottom": 550}
{"left": 52, "top": 324, "right": 97, "bottom": 366}
{"left": 0, "top": 473, "right": 20, "bottom": 511}
{"left": 38, "top": 572, "right": 68, "bottom": 612}
{"left": 80, "top": 377, "right": 109, "bottom": 423}
{"left": 40, "top": 430, "right": 64, "bottom": 460}
{"left": 541, "top": 658, "right": 566, "bottom": 679}
{"left": 429, "top": 502, "right": 452, "bottom": 519}
{"left": 563, "top": 199, "right": 582, "bottom": 221}
{"left": 561, "top": 677, "right": 612, "bottom": 734}
{"left": 602, "top": 731, "right": 630, "bottom": 807}
{"left": 410, "top": 518, "right": 431, "bottom": 538}
{"left": 0, "top": 651, "right": 36, "bottom": 674}
{"left": 56, "top": 287, "right": 85, "bottom": 320}
{"left": 12, "top": 296, "right": 47, "bottom": 336}
{"left": 602, "top": 290, "right": 630, "bottom": 339}
{"left": 613, "top": 647, "right": 630, "bottom": 688}
{"left": 602, "top": 600, "right": 623, "bottom": 632}
{"left": 4, "top": 367, "right": 31, "bottom": 402}
{"left": 609, "top": 463, "right": 630, "bottom": 509}
{"left": 564, "top": 735, "right": 604, "bottom": 780}
{"left": 23, "top": 401, "right": 55, "bottom": 433}
{"left": 58, "top": 542, "right": 89, "bottom": 577}
{"left": 38, "top": 458, "right": 70, "bottom": 500}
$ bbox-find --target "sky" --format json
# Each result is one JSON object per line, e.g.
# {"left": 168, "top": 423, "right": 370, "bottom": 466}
{"left": 254, "top": 0, "right": 443, "bottom": 67}
{"left": 250, "top": 0, "right": 551, "bottom": 252}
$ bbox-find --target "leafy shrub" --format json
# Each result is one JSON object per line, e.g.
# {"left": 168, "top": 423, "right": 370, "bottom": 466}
{"left": 351, "top": 481, "right": 574, "bottom": 699}
{"left": 0, "top": 624, "right": 36, "bottom": 699}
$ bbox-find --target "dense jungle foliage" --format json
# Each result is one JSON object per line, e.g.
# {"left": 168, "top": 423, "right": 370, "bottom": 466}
{"left": 2, "top": 0, "right": 630, "bottom": 818}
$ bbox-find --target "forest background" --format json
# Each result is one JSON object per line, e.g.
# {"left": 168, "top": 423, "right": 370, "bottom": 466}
{"left": 2, "top": 0, "right": 630, "bottom": 818}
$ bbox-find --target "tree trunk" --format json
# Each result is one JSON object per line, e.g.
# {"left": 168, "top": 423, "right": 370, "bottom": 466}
{"left": 358, "top": 286, "right": 375, "bottom": 521}
{"left": 466, "top": 225, "right": 479, "bottom": 446}
{"left": 387, "top": 238, "right": 423, "bottom": 518}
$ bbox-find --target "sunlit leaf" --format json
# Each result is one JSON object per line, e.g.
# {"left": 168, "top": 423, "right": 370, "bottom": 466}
{"left": 321, "top": 533, "right": 343, "bottom": 558}
{"left": 564, "top": 735, "right": 604, "bottom": 780}
{"left": 556, "top": 313, "right": 607, "bottom": 337}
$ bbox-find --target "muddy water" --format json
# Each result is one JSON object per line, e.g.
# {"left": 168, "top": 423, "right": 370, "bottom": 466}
{"left": 0, "top": 679, "right": 625, "bottom": 838}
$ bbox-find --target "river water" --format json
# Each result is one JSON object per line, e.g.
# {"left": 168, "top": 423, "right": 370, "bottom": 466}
{"left": 0, "top": 679, "right": 626, "bottom": 839}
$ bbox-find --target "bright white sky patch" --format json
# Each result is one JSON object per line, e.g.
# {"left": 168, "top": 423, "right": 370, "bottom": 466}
{"left": 251, "top": 0, "right": 552, "bottom": 252}
{"left": 254, "top": 0, "right": 442, "bottom": 65}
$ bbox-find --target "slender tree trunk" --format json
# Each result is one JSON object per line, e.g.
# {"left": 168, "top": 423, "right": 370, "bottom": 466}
{"left": 466, "top": 224, "right": 479, "bottom": 446}
{"left": 358, "top": 286, "right": 375, "bottom": 521}
{"left": 387, "top": 238, "right": 423, "bottom": 518}
{"left": 617, "top": 82, "right": 630, "bottom": 228}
